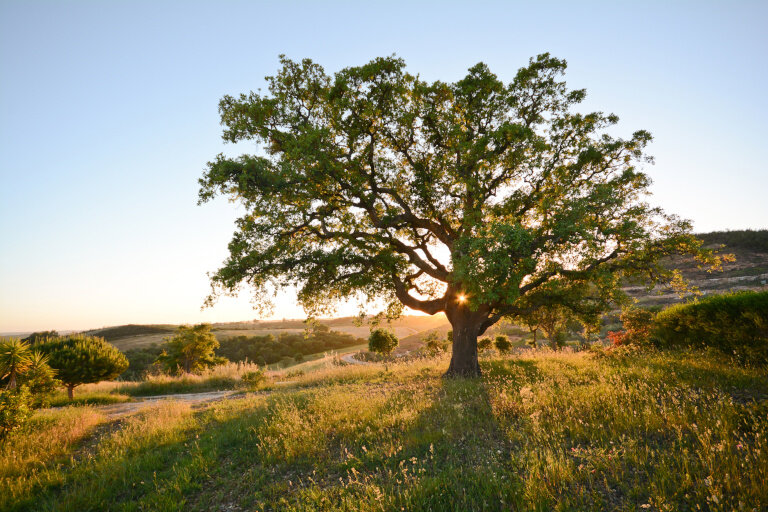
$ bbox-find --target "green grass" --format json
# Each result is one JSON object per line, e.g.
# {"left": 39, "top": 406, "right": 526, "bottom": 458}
{"left": 76, "top": 361, "right": 270, "bottom": 398}
{"left": 2, "top": 349, "right": 766, "bottom": 511}
{"left": 48, "top": 391, "right": 133, "bottom": 407}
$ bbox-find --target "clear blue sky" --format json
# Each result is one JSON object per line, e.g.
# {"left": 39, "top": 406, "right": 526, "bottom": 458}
{"left": 1, "top": 0, "right": 766, "bottom": 332}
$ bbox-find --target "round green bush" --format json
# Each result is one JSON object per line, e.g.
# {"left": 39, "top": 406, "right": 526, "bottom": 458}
{"left": 653, "top": 291, "right": 768, "bottom": 364}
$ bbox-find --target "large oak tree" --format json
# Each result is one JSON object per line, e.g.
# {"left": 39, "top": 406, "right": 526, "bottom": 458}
{"left": 199, "top": 54, "right": 718, "bottom": 376}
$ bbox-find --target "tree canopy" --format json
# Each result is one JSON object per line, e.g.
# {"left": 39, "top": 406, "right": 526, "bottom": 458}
{"left": 157, "top": 324, "right": 226, "bottom": 374}
{"left": 368, "top": 329, "right": 399, "bottom": 357}
{"left": 38, "top": 335, "right": 128, "bottom": 398}
{"left": 200, "top": 54, "right": 721, "bottom": 376}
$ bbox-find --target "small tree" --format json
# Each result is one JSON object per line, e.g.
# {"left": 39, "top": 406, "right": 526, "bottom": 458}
{"left": 423, "top": 331, "right": 448, "bottom": 356}
{"left": 1, "top": 339, "right": 59, "bottom": 407}
{"left": 478, "top": 337, "right": 493, "bottom": 352}
{"left": 39, "top": 335, "right": 128, "bottom": 399}
{"left": 0, "top": 339, "right": 32, "bottom": 389}
{"left": 368, "top": 329, "right": 399, "bottom": 357}
{"left": 495, "top": 335, "right": 512, "bottom": 354}
{"left": 157, "top": 324, "right": 226, "bottom": 374}
{"left": 24, "top": 352, "right": 59, "bottom": 407}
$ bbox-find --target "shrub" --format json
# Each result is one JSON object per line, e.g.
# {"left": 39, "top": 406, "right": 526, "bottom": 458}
{"left": 605, "top": 330, "right": 628, "bottom": 347}
{"left": 495, "top": 335, "right": 512, "bottom": 354}
{"left": 422, "top": 331, "right": 448, "bottom": 356}
{"left": 620, "top": 307, "right": 655, "bottom": 345}
{"left": 653, "top": 291, "right": 768, "bottom": 364}
{"left": 24, "top": 352, "right": 59, "bottom": 407}
{"left": 368, "top": 329, "right": 399, "bottom": 357}
{"left": 478, "top": 337, "right": 493, "bottom": 352}
{"left": 241, "top": 370, "right": 267, "bottom": 387}
{"left": 0, "top": 386, "right": 32, "bottom": 439}
{"left": 122, "top": 344, "right": 164, "bottom": 380}
{"left": 38, "top": 335, "right": 128, "bottom": 398}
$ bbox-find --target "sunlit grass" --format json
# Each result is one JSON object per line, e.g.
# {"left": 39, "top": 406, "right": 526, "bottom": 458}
{"left": 48, "top": 391, "right": 132, "bottom": 407}
{"left": 0, "top": 406, "right": 105, "bottom": 510}
{"left": 2, "top": 349, "right": 766, "bottom": 511}
{"left": 80, "top": 361, "right": 269, "bottom": 397}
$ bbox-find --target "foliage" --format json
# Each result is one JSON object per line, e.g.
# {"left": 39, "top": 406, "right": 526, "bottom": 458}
{"left": 199, "top": 53, "right": 722, "bottom": 376}
{"left": 217, "top": 329, "right": 364, "bottom": 366}
{"left": 21, "top": 330, "right": 59, "bottom": 343}
{"left": 38, "top": 335, "right": 128, "bottom": 398}
{"left": 368, "top": 329, "right": 399, "bottom": 357}
{"left": 122, "top": 344, "right": 164, "bottom": 380}
{"left": 422, "top": 331, "right": 448, "bottom": 356}
{"left": 157, "top": 324, "right": 227, "bottom": 375}
{"left": 477, "top": 337, "right": 493, "bottom": 351}
{"left": 511, "top": 284, "right": 608, "bottom": 350}
{"left": 0, "top": 339, "right": 58, "bottom": 407}
{"left": 494, "top": 335, "right": 512, "bottom": 353}
{"left": 605, "top": 330, "right": 628, "bottom": 347}
{"left": 619, "top": 306, "right": 655, "bottom": 345}
{"left": 0, "top": 338, "right": 32, "bottom": 389}
{"left": 0, "top": 386, "right": 32, "bottom": 439}
{"left": 697, "top": 229, "right": 768, "bottom": 253}
{"left": 241, "top": 370, "right": 267, "bottom": 387}
{"left": 23, "top": 351, "right": 59, "bottom": 407}
{"left": 653, "top": 291, "right": 768, "bottom": 364}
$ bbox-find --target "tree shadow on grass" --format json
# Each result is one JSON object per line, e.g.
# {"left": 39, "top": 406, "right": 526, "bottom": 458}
{"left": 11, "top": 359, "right": 549, "bottom": 512}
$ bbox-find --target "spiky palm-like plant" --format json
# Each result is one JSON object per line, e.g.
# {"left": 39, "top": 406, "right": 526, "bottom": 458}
{"left": 0, "top": 339, "right": 32, "bottom": 390}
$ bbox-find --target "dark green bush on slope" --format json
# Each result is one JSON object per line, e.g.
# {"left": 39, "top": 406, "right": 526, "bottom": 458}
{"left": 653, "top": 291, "right": 768, "bottom": 363}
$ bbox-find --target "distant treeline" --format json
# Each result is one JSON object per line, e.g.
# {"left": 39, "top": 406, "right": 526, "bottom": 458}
{"left": 697, "top": 229, "right": 768, "bottom": 253}
{"left": 217, "top": 327, "right": 364, "bottom": 365}
{"left": 121, "top": 325, "right": 364, "bottom": 379}
{"left": 88, "top": 324, "right": 175, "bottom": 341}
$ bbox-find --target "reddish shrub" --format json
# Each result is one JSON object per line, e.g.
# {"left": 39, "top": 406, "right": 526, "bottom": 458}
{"left": 606, "top": 330, "right": 628, "bottom": 347}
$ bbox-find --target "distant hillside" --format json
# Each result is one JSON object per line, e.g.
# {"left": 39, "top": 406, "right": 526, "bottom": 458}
{"left": 84, "top": 315, "right": 450, "bottom": 352}
{"left": 85, "top": 324, "right": 176, "bottom": 341}
{"left": 697, "top": 229, "right": 768, "bottom": 253}
{"left": 624, "top": 229, "right": 768, "bottom": 307}
{"left": 79, "top": 231, "right": 767, "bottom": 353}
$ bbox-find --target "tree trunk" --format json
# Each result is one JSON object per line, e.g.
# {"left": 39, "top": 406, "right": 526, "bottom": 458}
{"left": 444, "top": 306, "right": 484, "bottom": 378}
{"left": 67, "top": 384, "right": 75, "bottom": 400}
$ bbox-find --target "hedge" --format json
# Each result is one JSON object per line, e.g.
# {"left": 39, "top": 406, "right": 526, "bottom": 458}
{"left": 653, "top": 290, "right": 768, "bottom": 364}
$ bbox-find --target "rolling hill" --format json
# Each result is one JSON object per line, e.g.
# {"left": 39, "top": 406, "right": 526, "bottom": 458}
{"left": 75, "top": 230, "right": 767, "bottom": 354}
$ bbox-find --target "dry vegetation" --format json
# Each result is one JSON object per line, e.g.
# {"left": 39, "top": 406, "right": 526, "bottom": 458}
{"left": 2, "top": 349, "right": 766, "bottom": 511}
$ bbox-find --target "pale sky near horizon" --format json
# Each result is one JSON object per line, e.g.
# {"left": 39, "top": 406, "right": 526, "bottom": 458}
{"left": 1, "top": 0, "right": 766, "bottom": 333}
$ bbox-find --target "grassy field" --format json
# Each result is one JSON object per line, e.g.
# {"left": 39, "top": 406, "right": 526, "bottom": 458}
{"left": 2, "top": 349, "right": 766, "bottom": 511}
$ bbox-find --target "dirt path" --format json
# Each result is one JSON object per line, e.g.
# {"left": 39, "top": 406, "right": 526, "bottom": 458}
{"left": 97, "top": 390, "right": 239, "bottom": 418}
